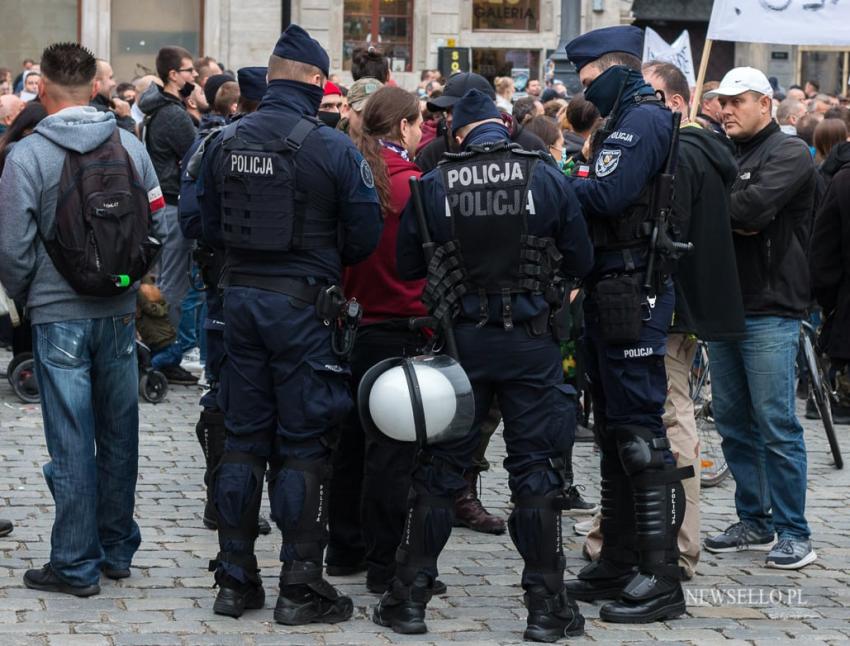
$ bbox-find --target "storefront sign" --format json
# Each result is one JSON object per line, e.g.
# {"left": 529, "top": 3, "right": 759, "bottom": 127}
{"left": 472, "top": 0, "right": 539, "bottom": 31}
{"left": 438, "top": 47, "right": 471, "bottom": 77}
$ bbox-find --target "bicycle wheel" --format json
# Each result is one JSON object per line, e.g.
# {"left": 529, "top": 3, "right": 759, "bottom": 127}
{"left": 803, "top": 332, "right": 843, "bottom": 469}
{"left": 697, "top": 402, "right": 730, "bottom": 487}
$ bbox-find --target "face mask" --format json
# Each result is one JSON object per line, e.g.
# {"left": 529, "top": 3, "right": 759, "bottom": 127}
{"left": 318, "top": 110, "right": 341, "bottom": 128}
{"left": 179, "top": 82, "right": 195, "bottom": 99}
{"left": 584, "top": 65, "right": 630, "bottom": 118}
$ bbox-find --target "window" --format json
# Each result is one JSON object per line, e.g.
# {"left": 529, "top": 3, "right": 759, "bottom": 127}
{"left": 473, "top": 48, "right": 541, "bottom": 86}
{"left": 0, "top": 0, "right": 78, "bottom": 83}
{"left": 343, "top": 0, "right": 414, "bottom": 73}
{"left": 472, "top": 0, "right": 540, "bottom": 32}
{"left": 111, "top": 0, "right": 202, "bottom": 82}
{"left": 800, "top": 49, "right": 850, "bottom": 97}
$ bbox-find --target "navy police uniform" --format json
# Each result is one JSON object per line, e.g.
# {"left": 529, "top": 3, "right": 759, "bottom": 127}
{"left": 181, "top": 68, "right": 271, "bottom": 533}
{"left": 374, "top": 90, "right": 594, "bottom": 642}
{"left": 198, "top": 25, "right": 382, "bottom": 623}
{"left": 563, "top": 26, "right": 692, "bottom": 623}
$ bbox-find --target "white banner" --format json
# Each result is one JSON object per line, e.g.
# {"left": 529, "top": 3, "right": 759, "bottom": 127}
{"left": 708, "top": 0, "right": 850, "bottom": 46}
{"left": 643, "top": 28, "right": 697, "bottom": 87}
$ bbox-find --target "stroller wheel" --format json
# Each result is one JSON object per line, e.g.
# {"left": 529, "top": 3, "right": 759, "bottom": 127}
{"left": 11, "top": 357, "right": 40, "bottom": 403}
{"left": 140, "top": 370, "right": 168, "bottom": 404}
{"left": 7, "top": 352, "right": 33, "bottom": 387}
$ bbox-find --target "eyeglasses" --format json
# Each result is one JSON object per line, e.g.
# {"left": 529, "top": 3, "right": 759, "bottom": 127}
{"left": 178, "top": 67, "right": 196, "bottom": 74}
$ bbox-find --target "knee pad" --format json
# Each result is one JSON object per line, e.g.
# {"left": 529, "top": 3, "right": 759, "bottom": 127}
{"left": 268, "top": 455, "right": 332, "bottom": 566}
{"left": 196, "top": 410, "right": 226, "bottom": 471}
{"left": 508, "top": 460, "right": 568, "bottom": 594}
{"left": 615, "top": 426, "right": 671, "bottom": 477}
{"left": 213, "top": 452, "right": 266, "bottom": 552}
{"left": 395, "top": 484, "right": 455, "bottom": 585}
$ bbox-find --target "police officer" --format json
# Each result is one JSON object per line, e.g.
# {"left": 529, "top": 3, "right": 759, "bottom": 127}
{"left": 562, "top": 26, "right": 692, "bottom": 623}
{"left": 198, "top": 25, "right": 382, "bottom": 624}
{"left": 180, "top": 67, "right": 272, "bottom": 536}
{"left": 373, "top": 89, "right": 594, "bottom": 642}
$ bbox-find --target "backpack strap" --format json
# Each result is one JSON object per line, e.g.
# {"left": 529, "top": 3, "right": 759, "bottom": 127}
{"left": 284, "top": 117, "right": 320, "bottom": 152}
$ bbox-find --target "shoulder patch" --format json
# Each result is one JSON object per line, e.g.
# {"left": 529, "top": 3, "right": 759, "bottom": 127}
{"left": 595, "top": 149, "right": 621, "bottom": 178}
{"left": 360, "top": 158, "right": 375, "bottom": 189}
{"left": 604, "top": 130, "right": 640, "bottom": 147}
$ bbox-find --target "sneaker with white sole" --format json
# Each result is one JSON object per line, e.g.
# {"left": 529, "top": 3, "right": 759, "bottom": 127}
{"left": 765, "top": 537, "right": 817, "bottom": 570}
{"left": 704, "top": 521, "right": 775, "bottom": 553}
{"left": 573, "top": 518, "right": 594, "bottom": 536}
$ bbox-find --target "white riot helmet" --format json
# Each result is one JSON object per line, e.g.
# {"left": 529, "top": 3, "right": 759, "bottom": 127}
{"left": 358, "top": 354, "right": 475, "bottom": 445}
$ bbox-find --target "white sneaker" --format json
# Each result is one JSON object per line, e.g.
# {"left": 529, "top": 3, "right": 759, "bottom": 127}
{"left": 573, "top": 519, "right": 594, "bottom": 536}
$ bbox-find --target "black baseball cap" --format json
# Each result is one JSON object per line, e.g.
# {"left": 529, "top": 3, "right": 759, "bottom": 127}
{"left": 427, "top": 72, "right": 496, "bottom": 111}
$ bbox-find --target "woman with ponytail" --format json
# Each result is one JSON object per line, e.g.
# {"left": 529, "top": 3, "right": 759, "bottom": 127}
{"left": 326, "top": 86, "right": 445, "bottom": 594}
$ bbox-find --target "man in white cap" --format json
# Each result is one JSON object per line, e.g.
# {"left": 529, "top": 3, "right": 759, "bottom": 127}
{"left": 702, "top": 67, "right": 818, "bottom": 570}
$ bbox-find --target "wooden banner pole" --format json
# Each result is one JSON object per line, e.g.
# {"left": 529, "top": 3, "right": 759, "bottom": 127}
{"left": 690, "top": 38, "right": 714, "bottom": 123}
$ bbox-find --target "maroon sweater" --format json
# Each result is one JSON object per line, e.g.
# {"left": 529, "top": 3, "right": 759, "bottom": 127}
{"left": 343, "top": 146, "right": 427, "bottom": 324}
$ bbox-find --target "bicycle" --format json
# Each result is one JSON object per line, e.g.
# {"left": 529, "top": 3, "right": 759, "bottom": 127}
{"left": 689, "top": 341, "right": 731, "bottom": 487}
{"left": 800, "top": 319, "right": 843, "bottom": 469}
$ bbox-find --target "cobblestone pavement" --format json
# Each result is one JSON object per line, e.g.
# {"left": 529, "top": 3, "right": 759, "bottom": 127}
{"left": 0, "top": 347, "right": 849, "bottom": 645}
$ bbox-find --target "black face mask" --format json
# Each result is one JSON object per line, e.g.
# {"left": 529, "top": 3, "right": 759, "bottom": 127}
{"left": 179, "top": 82, "right": 195, "bottom": 99}
{"left": 584, "top": 65, "right": 630, "bottom": 118}
{"left": 318, "top": 111, "right": 341, "bottom": 128}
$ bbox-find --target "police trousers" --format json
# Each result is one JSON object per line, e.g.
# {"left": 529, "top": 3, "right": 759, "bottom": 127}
{"left": 213, "top": 286, "right": 351, "bottom": 582}
{"left": 396, "top": 323, "right": 575, "bottom": 591}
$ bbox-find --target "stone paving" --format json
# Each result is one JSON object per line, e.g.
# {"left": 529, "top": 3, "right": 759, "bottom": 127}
{"left": 0, "top": 347, "right": 849, "bottom": 645}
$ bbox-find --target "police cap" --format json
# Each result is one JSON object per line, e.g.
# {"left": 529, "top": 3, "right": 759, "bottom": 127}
{"left": 451, "top": 88, "right": 502, "bottom": 132}
{"left": 427, "top": 72, "right": 496, "bottom": 112}
{"left": 203, "top": 73, "right": 235, "bottom": 107}
{"left": 237, "top": 66, "right": 268, "bottom": 102}
{"left": 565, "top": 25, "right": 644, "bottom": 73}
{"left": 272, "top": 24, "right": 330, "bottom": 78}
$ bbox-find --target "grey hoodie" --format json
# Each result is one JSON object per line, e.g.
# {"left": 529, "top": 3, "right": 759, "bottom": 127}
{"left": 0, "top": 106, "right": 164, "bottom": 325}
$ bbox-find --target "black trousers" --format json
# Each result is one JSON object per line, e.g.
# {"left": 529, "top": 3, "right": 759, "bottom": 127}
{"left": 326, "top": 323, "right": 426, "bottom": 582}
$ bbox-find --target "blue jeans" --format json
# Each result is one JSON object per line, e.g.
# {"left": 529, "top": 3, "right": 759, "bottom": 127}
{"left": 707, "top": 316, "right": 810, "bottom": 540}
{"left": 178, "top": 267, "right": 204, "bottom": 354}
{"left": 151, "top": 341, "right": 183, "bottom": 370}
{"left": 32, "top": 315, "right": 142, "bottom": 587}
{"left": 157, "top": 204, "right": 192, "bottom": 329}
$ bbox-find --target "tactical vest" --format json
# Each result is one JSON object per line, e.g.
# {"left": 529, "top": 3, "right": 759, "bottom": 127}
{"left": 424, "top": 142, "right": 566, "bottom": 330}
{"left": 217, "top": 117, "right": 338, "bottom": 252}
{"left": 587, "top": 95, "right": 666, "bottom": 253}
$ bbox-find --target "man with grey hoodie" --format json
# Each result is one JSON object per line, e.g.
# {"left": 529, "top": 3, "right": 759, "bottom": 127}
{"left": 0, "top": 42, "right": 164, "bottom": 597}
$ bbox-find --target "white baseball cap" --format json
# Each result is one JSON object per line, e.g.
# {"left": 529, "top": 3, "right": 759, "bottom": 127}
{"left": 705, "top": 67, "right": 774, "bottom": 99}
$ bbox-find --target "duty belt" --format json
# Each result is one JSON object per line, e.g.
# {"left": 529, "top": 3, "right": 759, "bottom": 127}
{"left": 221, "top": 272, "right": 323, "bottom": 303}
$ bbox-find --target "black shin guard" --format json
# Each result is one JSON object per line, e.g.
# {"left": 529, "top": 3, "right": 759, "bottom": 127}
{"left": 394, "top": 486, "right": 455, "bottom": 591}
{"left": 508, "top": 463, "right": 568, "bottom": 595}
{"left": 196, "top": 410, "right": 226, "bottom": 478}
{"left": 597, "top": 452, "right": 639, "bottom": 568}
{"left": 213, "top": 452, "right": 265, "bottom": 572}
{"left": 268, "top": 455, "right": 332, "bottom": 576}
{"left": 615, "top": 425, "right": 693, "bottom": 589}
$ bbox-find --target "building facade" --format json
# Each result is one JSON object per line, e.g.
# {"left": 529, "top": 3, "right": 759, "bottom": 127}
{"left": 1, "top": 0, "right": 848, "bottom": 95}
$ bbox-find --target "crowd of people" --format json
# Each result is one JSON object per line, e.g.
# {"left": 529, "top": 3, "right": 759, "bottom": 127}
{"left": 0, "top": 20, "right": 847, "bottom": 643}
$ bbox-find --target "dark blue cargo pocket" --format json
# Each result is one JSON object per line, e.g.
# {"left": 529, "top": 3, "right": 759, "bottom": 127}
{"left": 287, "top": 359, "right": 352, "bottom": 434}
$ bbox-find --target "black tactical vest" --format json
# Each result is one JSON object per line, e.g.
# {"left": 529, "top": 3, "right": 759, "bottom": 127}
{"left": 424, "top": 143, "right": 566, "bottom": 329}
{"left": 217, "top": 117, "right": 338, "bottom": 253}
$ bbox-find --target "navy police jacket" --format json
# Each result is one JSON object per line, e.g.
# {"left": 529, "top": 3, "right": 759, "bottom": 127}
{"left": 198, "top": 79, "right": 382, "bottom": 283}
{"left": 568, "top": 80, "right": 673, "bottom": 275}
{"left": 397, "top": 124, "right": 594, "bottom": 324}
{"left": 179, "top": 112, "right": 228, "bottom": 240}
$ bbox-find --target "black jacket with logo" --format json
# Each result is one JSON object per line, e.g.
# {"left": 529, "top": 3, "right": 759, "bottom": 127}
{"left": 729, "top": 121, "right": 816, "bottom": 319}
{"left": 671, "top": 125, "right": 745, "bottom": 340}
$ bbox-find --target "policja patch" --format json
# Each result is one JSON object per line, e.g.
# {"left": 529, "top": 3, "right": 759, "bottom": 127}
{"left": 595, "top": 149, "right": 621, "bottom": 178}
{"left": 360, "top": 159, "right": 375, "bottom": 188}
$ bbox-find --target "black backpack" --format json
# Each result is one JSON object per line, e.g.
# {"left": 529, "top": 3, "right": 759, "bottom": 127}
{"left": 41, "top": 129, "right": 161, "bottom": 297}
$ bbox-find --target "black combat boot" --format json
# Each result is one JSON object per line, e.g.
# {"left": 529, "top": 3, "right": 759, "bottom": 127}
{"left": 599, "top": 464, "right": 689, "bottom": 623}
{"left": 523, "top": 586, "right": 585, "bottom": 643}
{"left": 372, "top": 573, "right": 432, "bottom": 635}
{"left": 211, "top": 554, "right": 265, "bottom": 618}
{"left": 274, "top": 561, "right": 353, "bottom": 625}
